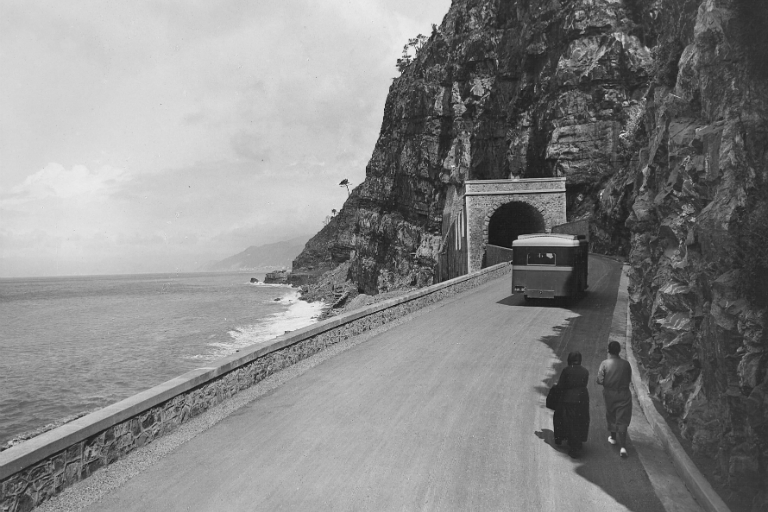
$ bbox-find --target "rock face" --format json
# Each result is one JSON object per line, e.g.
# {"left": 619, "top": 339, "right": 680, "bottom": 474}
{"left": 294, "top": 1, "right": 768, "bottom": 507}
{"left": 614, "top": 1, "right": 768, "bottom": 509}
{"left": 295, "top": 0, "right": 651, "bottom": 294}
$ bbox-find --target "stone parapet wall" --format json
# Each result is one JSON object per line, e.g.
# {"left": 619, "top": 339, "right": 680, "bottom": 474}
{"left": 465, "top": 177, "right": 566, "bottom": 195}
{"left": 0, "top": 263, "right": 511, "bottom": 512}
{"left": 552, "top": 218, "right": 591, "bottom": 242}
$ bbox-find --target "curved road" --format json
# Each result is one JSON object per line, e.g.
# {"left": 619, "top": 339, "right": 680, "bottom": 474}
{"left": 77, "top": 256, "right": 687, "bottom": 511}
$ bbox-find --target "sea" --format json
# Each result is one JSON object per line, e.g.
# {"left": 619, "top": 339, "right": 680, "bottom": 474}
{"left": 0, "top": 271, "right": 326, "bottom": 446}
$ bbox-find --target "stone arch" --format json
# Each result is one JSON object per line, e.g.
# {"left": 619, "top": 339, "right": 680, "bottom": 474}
{"left": 485, "top": 201, "right": 546, "bottom": 248}
{"left": 464, "top": 178, "right": 566, "bottom": 272}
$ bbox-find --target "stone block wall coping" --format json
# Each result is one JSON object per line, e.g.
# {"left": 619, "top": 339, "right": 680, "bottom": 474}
{"left": 464, "top": 189, "right": 565, "bottom": 196}
{"left": 465, "top": 177, "right": 566, "bottom": 185}
{"left": 0, "top": 262, "right": 510, "bottom": 482}
{"left": 465, "top": 178, "right": 566, "bottom": 195}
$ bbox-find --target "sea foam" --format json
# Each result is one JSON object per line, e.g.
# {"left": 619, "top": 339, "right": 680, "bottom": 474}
{"left": 194, "top": 289, "right": 327, "bottom": 361}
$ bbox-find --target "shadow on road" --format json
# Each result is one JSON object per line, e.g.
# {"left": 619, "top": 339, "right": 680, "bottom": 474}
{"left": 521, "top": 261, "right": 665, "bottom": 512}
{"left": 496, "top": 292, "right": 589, "bottom": 309}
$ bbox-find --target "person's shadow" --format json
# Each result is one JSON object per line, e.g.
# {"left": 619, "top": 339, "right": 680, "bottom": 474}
{"left": 526, "top": 262, "right": 665, "bottom": 512}
{"left": 535, "top": 428, "right": 557, "bottom": 448}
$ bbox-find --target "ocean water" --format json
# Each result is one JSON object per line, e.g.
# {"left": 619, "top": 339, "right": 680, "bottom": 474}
{"left": 0, "top": 272, "right": 325, "bottom": 446}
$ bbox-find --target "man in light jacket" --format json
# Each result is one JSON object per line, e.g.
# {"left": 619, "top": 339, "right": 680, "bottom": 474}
{"left": 597, "top": 341, "right": 632, "bottom": 457}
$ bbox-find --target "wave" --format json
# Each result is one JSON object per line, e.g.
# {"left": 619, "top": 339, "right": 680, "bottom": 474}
{"left": 189, "top": 290, "right": 327, "bottom": 362}
{"left": 249, "top": 281, "right": 291, "bottom": 288}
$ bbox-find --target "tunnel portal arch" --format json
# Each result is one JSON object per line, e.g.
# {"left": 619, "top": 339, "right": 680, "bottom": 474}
{"left": 463, "top": 178, "right": 566, "bottom": 272}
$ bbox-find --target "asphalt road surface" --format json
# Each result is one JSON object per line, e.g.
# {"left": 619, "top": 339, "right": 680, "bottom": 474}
{"left": 80, "top": 256, "right": 680, "bottom": 511}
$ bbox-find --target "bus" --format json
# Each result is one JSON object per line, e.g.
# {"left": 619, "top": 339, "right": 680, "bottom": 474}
{"left": 511, "top": 233, "right": 588, "bottom": 301}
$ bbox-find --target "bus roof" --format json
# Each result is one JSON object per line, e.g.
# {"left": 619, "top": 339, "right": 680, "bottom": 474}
{"left": 512, "top": 233, "right": 585, "bottom": 247}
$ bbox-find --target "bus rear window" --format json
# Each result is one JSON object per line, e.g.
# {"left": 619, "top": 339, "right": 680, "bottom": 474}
{"left": 527, "top": 252, "right": 556, "bottom": 265}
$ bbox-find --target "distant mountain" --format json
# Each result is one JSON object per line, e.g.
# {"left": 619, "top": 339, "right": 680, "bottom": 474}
{"left": 203, "top": 235, "right": 312, "bottom": 272}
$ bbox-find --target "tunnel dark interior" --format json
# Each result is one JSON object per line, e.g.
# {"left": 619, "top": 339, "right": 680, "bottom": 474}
{"left": 487, "top": 202, "right": 545, "bottom": 248}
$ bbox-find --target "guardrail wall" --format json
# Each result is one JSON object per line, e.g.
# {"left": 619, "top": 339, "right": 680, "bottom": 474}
{"left": 484, "top": 244, "right": 514, "bottom": 267}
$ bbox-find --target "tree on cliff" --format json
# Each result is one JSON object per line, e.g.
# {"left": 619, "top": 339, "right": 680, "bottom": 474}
{"left": 396, "top": 34, "right": 428, "bottom": 73}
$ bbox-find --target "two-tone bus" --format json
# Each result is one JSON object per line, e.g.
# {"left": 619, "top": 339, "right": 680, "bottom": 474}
{"left": 511, "top": 233, "right": 588, "bottom": 301}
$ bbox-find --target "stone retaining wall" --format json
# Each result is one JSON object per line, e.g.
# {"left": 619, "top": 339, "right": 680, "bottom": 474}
{"left": 0, "top": 262, "right": 511, "bottom": 512}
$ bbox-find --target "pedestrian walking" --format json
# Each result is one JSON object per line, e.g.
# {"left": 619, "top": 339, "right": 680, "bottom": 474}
{"left": 596, "top": 341, "right": 632, "bottom": 457}
{"left": 553, "top": 351, "right": 590, "bottom": 458}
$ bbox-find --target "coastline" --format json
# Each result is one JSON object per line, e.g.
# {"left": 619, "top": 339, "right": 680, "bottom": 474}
{"left": 294, "top": 260, "right": 417, "bottom": 321}
{"left": 224, "top": 288, "right": 328, "bottom": 352}
{"left": 1, "top": 283, "right": 329, "bottom": 452}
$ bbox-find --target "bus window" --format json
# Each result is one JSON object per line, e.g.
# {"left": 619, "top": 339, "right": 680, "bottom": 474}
{"left": 527, "top": 252, "right": 556, "bottom": 265}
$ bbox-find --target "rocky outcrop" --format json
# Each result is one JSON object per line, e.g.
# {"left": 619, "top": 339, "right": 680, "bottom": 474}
{"left": 294, "top": 0, "right": 652, "bottom": 294}
{"left": 613, "top": 1, "right": 768, "bottom": 509}
{"left": 263, "top": 270, "right": 290, "bottom": 284}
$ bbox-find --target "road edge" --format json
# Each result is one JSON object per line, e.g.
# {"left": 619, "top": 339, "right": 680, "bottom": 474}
{"left": 616, "top": 265, "right": 731, "bottom": 512}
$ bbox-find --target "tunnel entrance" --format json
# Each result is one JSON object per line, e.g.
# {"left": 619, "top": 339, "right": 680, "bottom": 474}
{"left": 487, "top": 201, "right": 546, "bottom": 248}
{"left": 463, "top": 178, "right": 566, "bottom": 273}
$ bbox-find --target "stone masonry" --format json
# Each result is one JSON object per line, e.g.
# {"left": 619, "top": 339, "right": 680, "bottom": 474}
{"left": 465, "top": 178, "right": 566, "bottom": 272}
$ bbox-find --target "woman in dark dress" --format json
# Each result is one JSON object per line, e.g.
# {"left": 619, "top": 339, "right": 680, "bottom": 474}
{"left": 553, "top": 351, "right": 590, "bottom": 458}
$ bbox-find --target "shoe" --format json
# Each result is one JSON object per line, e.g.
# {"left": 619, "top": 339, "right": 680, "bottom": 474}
{"left": 620, "top": 448, "right": 628, "bottom": 458}
{"left": 608, "top": 436, "right": 617, "bottom": 445}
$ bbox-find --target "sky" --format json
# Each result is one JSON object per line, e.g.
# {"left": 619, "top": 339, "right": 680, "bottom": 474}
{"left": 0, "top": 0, "right": 452, "bottom": 277}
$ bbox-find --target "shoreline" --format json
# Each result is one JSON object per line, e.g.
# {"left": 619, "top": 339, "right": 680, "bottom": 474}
{"left": 224, "top": 288, "right": 328, "bottom": 350}
{"left": 1, "top": 286, "right": 329, "bottom": 452}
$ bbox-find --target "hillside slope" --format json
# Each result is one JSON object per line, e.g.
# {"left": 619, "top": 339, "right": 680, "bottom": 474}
{"left": 205, "top": 236, "right": 311, "bottom": 272}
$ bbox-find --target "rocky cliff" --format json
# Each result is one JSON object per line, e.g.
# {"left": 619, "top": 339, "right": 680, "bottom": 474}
{"left": 293, "top": 1, "right": 768, "bottom": 508}
{"left": 615, "top": 0, "right": 768, "bottom": 509}
{"left": 295, "top": 0, "right": 652, "bottom": 292}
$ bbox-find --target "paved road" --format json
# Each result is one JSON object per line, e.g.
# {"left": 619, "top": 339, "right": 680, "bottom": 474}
{"left": 80, "top": 256, "right": 684, "bottom": 511}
